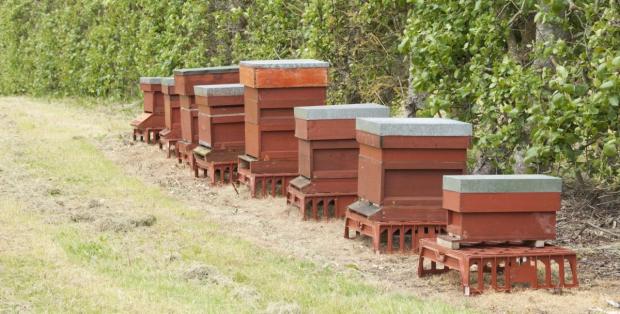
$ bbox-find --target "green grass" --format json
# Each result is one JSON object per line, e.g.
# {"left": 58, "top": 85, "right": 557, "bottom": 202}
{"left": 0, "top": 97, "right": 464, "bottom": 313}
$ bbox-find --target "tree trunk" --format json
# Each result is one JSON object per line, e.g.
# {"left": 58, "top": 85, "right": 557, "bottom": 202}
{"left": 533, "top": 3, "right": 567, "bottom": 69}
{"left": 404, "top": 63, "right": 426, "bottom": 117}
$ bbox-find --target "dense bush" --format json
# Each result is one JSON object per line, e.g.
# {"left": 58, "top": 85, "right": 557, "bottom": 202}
{"left": 400, "top": 0, "right": 619, "bottom": 187}
{"left": 0, "top": 0, "right": 617, "bottom": 188}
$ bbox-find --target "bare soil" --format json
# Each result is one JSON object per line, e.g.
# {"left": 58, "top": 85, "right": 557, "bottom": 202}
{"left": 96, "top": 130, "right": 620, "bottom": 313}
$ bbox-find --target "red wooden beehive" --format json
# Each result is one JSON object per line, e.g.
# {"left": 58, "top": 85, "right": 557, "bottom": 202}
{"left": 418, "top": 175, "right": 578, "bottom": 294}
{"left": 192, "top": 84, "right": 245, "bottom": 184}
{"left": 236, "top": 59, "right": 329, "bottom": 197}
{"left": 173, "top": 66, "right": 240, "bottom": 167}
{"left": 158, "top": 77, "right": 181, "bottom": 157}
{"left": 441, "top": 174, "right": 562, "bottom": 244}
{"left": 286, "top": 104, "right": 390, "bottom": 220}
{"left": 344, "top": 117, "right": 472, "bottom": 253}
{"left": 131, "top": 77, "right": 166, "bottom": 143}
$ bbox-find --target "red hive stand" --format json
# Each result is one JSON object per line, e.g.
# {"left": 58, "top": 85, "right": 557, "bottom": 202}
{"left": 158, "top": 77, "right": 181, "bottom": 157}
{"left": 286, "top": 104, "right": 390, "bottom": 220}
{"left": 192, "top": 84, "right": 245, "bottom": 185}
{"left": 236, "top": 59, "right": 329, "bottom": 198}
{"left": 344, "top": 118, "right": 472, "bottom": 254}
{"left": 131, "top": 77, "right": 166, "bottom": 143}
{"left": 439, "top": 175, "right": 562, "bottom": 248}
{"left": 418, "top": 238, "right": 578, "bottom": 295}
{"left": 173, "top": 66, "right": 240, "bottom": 168}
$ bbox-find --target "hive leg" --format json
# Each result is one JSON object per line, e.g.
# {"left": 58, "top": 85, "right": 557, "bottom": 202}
{"left": 461, "top": 260, "right": 471, "bottom": 296}
{"left": 372, "top": 227, "right": 381, "bottom": 253}
{"left": 417, "top": 252, "right": 426, "bottom": 277}
{"left": 476, "top": 259, "right": 484, "bottom": 293}
{"left": 387, "top": 226, "right": 393, "bottom": 254}
{"left": 567, "top": 255, "right": 579, "bottom": 287}
{"left": 399, "top": 226, "right": 405, "bottom": 253}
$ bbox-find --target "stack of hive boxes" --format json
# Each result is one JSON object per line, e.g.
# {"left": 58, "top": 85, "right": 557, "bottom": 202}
{"left": 158, "top": 77, "right": 181, "bottom": 157}
{"left": 192, "top": 84, "right": 245, "bottom": 184}
{"left": 173, "top": 66, "right": 240, "bottom": 167}
{"left": 440, "top": 175, "right": 562, "bottom": 247}
{"left": 344, "top": 118, "right": 472, "bottom": 253}
{"left": 286, "top": 104, "right": 390, "bottom": 220}
{"left": 237, "top": 60, "right": 329, "bottom": 197}
{"left": 131, "top": 77, "right": 166, "bottom": 143}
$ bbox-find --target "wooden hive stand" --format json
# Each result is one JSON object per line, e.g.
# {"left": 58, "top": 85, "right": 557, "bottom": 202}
{"left": 236, "top": 59, "right": 329, "bottom": 198}
{"left": 173, "top": 66, "right": 240, "bottom": 169}
{"left": 131, "top": 77, "right": 166, "bottom": 144}
{"left": 192, "top": 84, "right": 245, "bottom": 185}
{"left": 286, "top": 103, "right": 390, "bottom": 220}
{"left": 418, "top": 238, "right": 578, "bottom": 295}
{"left": 343, "top": 117, "right": 472, "bottom": 254}
{"left": 158, "top": 77, "right": 181, "bottom": 157}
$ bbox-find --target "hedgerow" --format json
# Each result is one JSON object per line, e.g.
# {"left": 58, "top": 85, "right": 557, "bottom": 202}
{"left": 0, "top": 0, "right": 617, "bottom": 188}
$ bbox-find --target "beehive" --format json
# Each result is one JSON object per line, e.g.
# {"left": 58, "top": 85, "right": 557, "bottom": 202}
{"left": 442, "top": 174, "right": 562, "bottom": 242}
{"left": 287, "top": 104, "right": 390, "bottom": 219}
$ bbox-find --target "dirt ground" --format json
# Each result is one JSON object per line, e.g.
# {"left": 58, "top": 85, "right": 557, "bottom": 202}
{"left": 96, "top": 126, "right": 620, "bottom": 313}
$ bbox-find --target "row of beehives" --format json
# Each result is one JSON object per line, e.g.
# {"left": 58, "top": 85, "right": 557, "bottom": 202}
{"left": 131, "top": 59, "right": 578, "bottom": 295}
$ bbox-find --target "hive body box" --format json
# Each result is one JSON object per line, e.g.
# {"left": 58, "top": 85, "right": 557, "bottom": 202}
{"left": 286, "top": 104, "right": 390, "bottom": 219}
{"left": 173, "top": 66, "right": 240, "bottom": 167}
{"left": 158, "top": 77, "right": 181, "bottom": 157}
{"left": 441, "top": 175, "right": 562, "bottom": 243}
{"left": 131, "top": 77, "right": 166, "bottom": 143}
{"left": 192, "top": 84, "right": 245, "bottom": 184}
{"left": 236, "top": 59, "right": 329, "bottom": 197}
{"left": 344, "top": 118, "right": 472, "bottom": 253}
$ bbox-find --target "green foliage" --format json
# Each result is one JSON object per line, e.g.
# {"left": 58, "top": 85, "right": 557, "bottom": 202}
{"left": 0, "top": 0, "right": 408, "bottom": 106}
{"left": 301, "top": 0, "right": 409, "bottom": 107}
{"left": 0, "top": 0, "right": 617, "bottom": 188}
{"left": 401, "top": 0, "right": 620, "bottom": 188}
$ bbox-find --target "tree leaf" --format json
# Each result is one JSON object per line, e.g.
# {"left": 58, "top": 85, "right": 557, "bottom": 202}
{"left": 556, "top": 65, "right": 568, "bottom": 80}
{"left": 603, "top": 140, "right": 617, "bottom": 158}
{"left": 600, "top": 80, "right": 615, "bottom": 89}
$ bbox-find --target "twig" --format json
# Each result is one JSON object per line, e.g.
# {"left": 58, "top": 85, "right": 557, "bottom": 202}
{"left": 586, "top": 222, "right": 620, "bottom": 238}
{"left": 231, "top": 180, "right": 240, "bottom": 196}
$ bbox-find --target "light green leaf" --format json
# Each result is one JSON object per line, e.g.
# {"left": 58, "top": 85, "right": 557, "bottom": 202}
{"left": 600, "top": 80, "right": 615, "bottom": 89}
{"left": 556, "top": 65, "right": 568, "bottom": 79}
{"left": 524, "top": 146, "right": 539, "bottom": 164}
{"left": 603, "top": 140, "right": 617, "bottom": 158}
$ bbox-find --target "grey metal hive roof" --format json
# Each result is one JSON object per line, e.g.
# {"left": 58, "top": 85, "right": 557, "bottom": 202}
{"left": 356, "top": 117, "right": 472, "bottom": 137}
{"left": 294, "top": 103, "right": 390, "bottom": 120}
{"left": 443, "top": 174, "right": 562, "bottom": 193}
{"left": 239, "top": 59, "right": 329, "bottom": 69}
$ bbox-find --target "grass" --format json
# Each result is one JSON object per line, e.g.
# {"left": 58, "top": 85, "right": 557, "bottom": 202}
{"left": 0, "top": 96, "right": 464, "bottom": 313}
